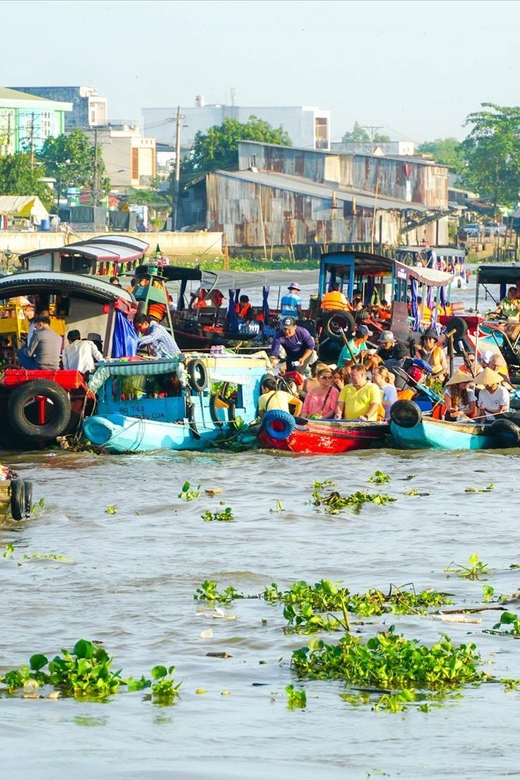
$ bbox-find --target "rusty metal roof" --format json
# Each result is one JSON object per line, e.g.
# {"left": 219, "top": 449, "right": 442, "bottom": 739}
{"left": 216, "top": 170, "right": 434, "bottom": 213}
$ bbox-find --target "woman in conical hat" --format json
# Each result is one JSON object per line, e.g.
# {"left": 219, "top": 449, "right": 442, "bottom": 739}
{"left": 475, "top": 367, "right": 510, "bottom": 421}
{"left": 443, "top": 369, "right": 477, "bottom": 421}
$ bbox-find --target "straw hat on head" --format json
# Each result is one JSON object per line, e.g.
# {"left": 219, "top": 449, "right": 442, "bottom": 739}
{"left": 474, "top": 367, "right": 504, "bottom": 388}
{"left": 445, "top": 369, "right": 474, "bottom": 387}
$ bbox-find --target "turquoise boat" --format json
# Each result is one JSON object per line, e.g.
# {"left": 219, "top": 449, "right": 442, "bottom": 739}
{"left": 82, "top": 353, "right": 270, "bottom": 453}
{"left": 389, "top": 400, "right": 519, "bottom": 450}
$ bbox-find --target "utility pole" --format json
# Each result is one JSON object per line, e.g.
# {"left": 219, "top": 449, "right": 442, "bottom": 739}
{"left": 362, "top": 125, "right": 385, "bottom": 154}
{"left": 93, "top": 127, "right": 99, "bottom": 207}
{"left": 29, "top": 113, "right": 35, "bottom": 167}
{"left": 172, "top": 106, "right": 182, "bottom": 231}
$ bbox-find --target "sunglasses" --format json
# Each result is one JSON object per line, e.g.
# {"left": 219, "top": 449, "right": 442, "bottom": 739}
{"left": 320, "top": 374, "right": 333, "bottom": 379}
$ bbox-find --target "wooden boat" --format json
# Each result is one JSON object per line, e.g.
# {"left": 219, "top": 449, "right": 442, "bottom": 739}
{"left": 0, "top": 466, "right": 33, "bottom": 521}
{"left": 258, "top": 410, "right": 389, "bottom": 454}
{"left": 82, "top": 352, "right": 270, "bottom": 453}
{"left": 389, "top": 400, "right": 520, "bottom": 450}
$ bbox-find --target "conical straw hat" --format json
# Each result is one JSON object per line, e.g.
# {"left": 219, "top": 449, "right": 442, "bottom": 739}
{"left": 474, "top": 367, "right": 504, "bottom": 387}
{"left": 445, "top": 369, "right": 474, "bottom": 387}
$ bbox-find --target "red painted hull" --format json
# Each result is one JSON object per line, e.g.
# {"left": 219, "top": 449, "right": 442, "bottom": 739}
{"left": 259, "top": 420, "right": 389, "bottom": 454}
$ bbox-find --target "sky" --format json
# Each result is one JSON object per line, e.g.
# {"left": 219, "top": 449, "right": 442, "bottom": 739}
{"left": 3, "top": 0, "right": 520, "bottom": 144}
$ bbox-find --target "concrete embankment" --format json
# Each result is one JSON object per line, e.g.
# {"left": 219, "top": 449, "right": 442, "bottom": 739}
{"left": 0, "top": 230, "right": 223, "bottom": 259}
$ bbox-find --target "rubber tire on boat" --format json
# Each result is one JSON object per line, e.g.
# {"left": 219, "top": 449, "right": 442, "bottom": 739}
{"left": 444, "top": 317, "right": 468, "bottom": 341}
{"left": 324, "top": 311, "right": 356, "bottom": 342}
{"left": 186, "top": 358, "right": 208, "bottom": 393}
{"left": 7, "top": 380, "right": 71, "bottom": 440}
{"left": 262, "top": 409, "right": 296, "bottom": 441}
{"left": 490, "top": 418, "right": 520, "bottom": 447}
{"left": 10, "top": 479, "right": 25, "bottom": 522}
{"left": 24, "top": 481, "right": 33, "bottom": 516}
{"left": 209, "top": 393, "right": 236, "bottom": 427}
{"left": 389, "top": 400, "right": 422, "bottom": 429}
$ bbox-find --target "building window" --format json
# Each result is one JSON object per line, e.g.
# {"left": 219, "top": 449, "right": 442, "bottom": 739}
{"left": 41, "top": 112, "right": 51, "bottom": 138}
{"left": 315, "top": 117, "right": 328, "bottom": 150}
{"left": 132, "top": 147, "right": 139, "bottom": 180}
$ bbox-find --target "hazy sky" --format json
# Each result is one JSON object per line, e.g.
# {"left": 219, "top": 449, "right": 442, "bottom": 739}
{"left": 3, "top": 0, "right": 520, "bottom": 144}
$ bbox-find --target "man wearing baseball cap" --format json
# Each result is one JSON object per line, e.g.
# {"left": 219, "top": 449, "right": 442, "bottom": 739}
{"left": 337, "top": 324, "right": 370, "bottom": 368}
{"left": 270, "top": 316, "right": 315, "bottom": 372}
{"left": 280, "top": 282, "right": 302, "bottom": 318}
{"left": 376, "top": 330, "right": 407, "bottom": 363}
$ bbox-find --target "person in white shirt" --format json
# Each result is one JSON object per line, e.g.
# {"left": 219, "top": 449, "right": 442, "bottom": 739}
{"left": 476, "top": 367, "right": 510, "bottom": 421}
{"left": 62, "top": 330, "right": 103, "bottom": 374}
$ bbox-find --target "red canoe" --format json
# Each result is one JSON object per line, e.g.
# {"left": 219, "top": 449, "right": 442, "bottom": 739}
{"left": 258, "top": 410, "right": 389, "bottom": 454}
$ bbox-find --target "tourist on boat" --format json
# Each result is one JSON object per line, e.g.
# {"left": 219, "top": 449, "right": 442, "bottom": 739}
{"left": 475, "top": 368, "right": 511, "bottom": 421}
{"left": 331, "top": 366, "right": 351, "bottom": 392}
{"left": 301, "top": 366, "right": 339, "bottom": 420}
{"left": 236, "top": 295, "right": 255, "bottom": 323}
{"left": 133, "top": 313, "right": 181, "bottom": 358}
{"left": 62, "top": 330, "right": 103, "bottom": 375}
{"left": 257, "top": 376, "right": 303, "bottom": 418}
{"left": 337, "top": 324, "right": 370, "bottom": 367}
{"left": 189, "top": 288, "right": 209, "bottom": 309}
{"left": 334, "top": 364, "right": 382, "bottom": 422}
{"left": 416, "top": 329, "right": 447, "bottom": 374}
{"left": 429, "top": 363, "right": 448, "bottom": 385}
{"left": 375, "top": 299, "right": 392, "bottom": 322}
{"left": 280, "top": 283, "right": 302, "bottom": 318}
{"left": 376, "top": 331, "right": 404, "bottom": 362}
{"left": 110, "top": 276, "right": 122, "bottom": 287}
{"left": 125, "top": 277, "right": 138, "bottom": 293}
{"left": 17, "top": 315, "right": 62, "bottom": 370}
{"left": 443, "top": 370, "right": 477, "bottom": 422}
{"left": 320, "top": 284, "right": 350, "bottom": 311}
{"left": 493, "top": 287, "right": 520, "bottom": 319}
{"left": 371, "top": 366, "right": 398, "bottom": 419}
{"left": 459, "top": 351, "right": 480, "bottom": 378}
{"left": 270, "top": 316, "right": 316, "bottom": 373}
{"left": 488, "top": 352, "right": 510, "bottom": 380}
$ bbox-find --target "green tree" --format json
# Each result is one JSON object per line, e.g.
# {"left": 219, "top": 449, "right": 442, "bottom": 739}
{"left": 0, "top": 153, "right": 54, "bottom": 210}
{"left": 180, "top": 116, "right": 292, "bottom": 180}
{"left": 341, "top": 122, "right": 390, "bottom": 144}
{"left": 417, "top": 137, "right": 463, "bottom": 169}
{"left": 459, "top": 103, "right": 520, "bottom": 208}
{"left": 38, "top": 128, "right": 110, "bottom": 202}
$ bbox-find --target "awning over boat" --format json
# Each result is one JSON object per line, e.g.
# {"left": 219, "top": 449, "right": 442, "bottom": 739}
{"left": 477, "top": 264, "right": 520, "bottom": 285}
{"left": 394, "top": 261, "right": 453, "bottom": 287}
{"left": 19, "top": 234, "right": 149, "bottom": 265}
{"left": 88, "top": 358, "right": 181, "bottom": 393}
{"left": 0, "top": 271, "right": 136, "bottom": 303}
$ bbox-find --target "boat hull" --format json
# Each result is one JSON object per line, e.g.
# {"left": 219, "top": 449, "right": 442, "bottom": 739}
{"left": 390, "top": 417, "right": 500, "bottom": 450}
{"left": 259, "top": 419, "right": 389, "bottom": 454}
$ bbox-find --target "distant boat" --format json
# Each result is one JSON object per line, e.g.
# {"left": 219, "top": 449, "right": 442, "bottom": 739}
{"left": 258, "top": 410, "right": 389, "bottom": 454}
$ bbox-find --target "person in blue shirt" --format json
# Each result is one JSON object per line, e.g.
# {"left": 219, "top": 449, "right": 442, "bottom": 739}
{"left": 270, "top": 316, "right": 315, "bottom": 372}
{"left": 133, "top": 313, "right": 181, "bottom": 358}
{"left": 280, "top": 282, "right": 302, "bottom": 318}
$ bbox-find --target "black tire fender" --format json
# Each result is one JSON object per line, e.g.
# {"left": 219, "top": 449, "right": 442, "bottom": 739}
{"left": 10, "top": 479, "right": 25, "bottom": 521}
{"left": 324, "top": 311, "right": 356, "bottom": 342}
{"left": 490, "top": 418, "right": 520, "bottom": 447}
{"left": 24, "top": 481, "right": 33, "bottom": 516}
{"left": 7, "top": 380, "right": 71, "bottom": 440}
{"left": 444, "top": 317, "right": 468, "bottom": 341}
{"left": 209, "top": 393, "right": 236, "bottom": 427}
{"left": 186, "top": 358, "right": 208, "bottom": 393}
{"left": 390, "top": 400, "right": 422, "bottom": 429}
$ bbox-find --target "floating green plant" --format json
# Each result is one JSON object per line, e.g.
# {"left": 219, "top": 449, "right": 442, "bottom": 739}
{"left": 179, "top": 481, "right": 201, "bottom": 501}
{"left": 368, "top": 471, "right": 391, "bottom": 485}
{"left": 444, "top": 554, "right": 490, "bottom": 580}
{"left": 201, "top": 507, "right": 234, "bottom": 522}
{"left": 285, "top": 683, "right": 306, "bottom": 709}
{"left": 465, "top": 484, "right": 494, "bottom": 493}
{"left": 194, "top": 580, "right": 241, "bottom": 604}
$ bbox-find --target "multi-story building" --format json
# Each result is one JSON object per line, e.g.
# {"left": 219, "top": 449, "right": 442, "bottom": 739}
{"left": 0, "top": 87, "right": 71, "bottom": 156}
{"left": 142, "top": 97, "right": 331, "bottom": 151}
{"left": 9, "top": 86, "right": 107, "bottom": 131}
{"left": 98, "top": 124, "right": 156, "bottom": 189}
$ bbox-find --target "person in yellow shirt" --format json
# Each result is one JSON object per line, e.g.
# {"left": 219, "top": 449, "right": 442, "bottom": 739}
{"left": 257, "top": 377, "right": 303, "bottom": 417}
{"left": 334, "top": 365, "right": 382, "bottom": 421}
{"left": 320, "top": 284, "right": 350, "bottom": 311}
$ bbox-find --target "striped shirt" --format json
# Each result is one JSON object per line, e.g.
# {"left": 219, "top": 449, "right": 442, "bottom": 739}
{"left": 137, "top": 321, "right": 181, "bottom": 358}
{"left": 280, "top": 292, "right": 301, "bottom": 317}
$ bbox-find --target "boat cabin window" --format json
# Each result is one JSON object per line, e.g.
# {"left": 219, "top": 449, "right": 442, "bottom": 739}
{"left": 60, "top": 255, "right": 92, "bottom": 274}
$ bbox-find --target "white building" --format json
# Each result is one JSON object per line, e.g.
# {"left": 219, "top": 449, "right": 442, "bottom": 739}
{"left": 142, "top": 97, "right": 331, "bottom": 150}
{"left": 99, "top": 125, "right": 156, "bottom": 189}
{"left": 331, "top": 140, "right": 415, "bottom": 156}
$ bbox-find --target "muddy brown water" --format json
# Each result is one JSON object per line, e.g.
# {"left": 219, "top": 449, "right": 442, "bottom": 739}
{"left": 2, "top": 274, "right": 520, "bottom": 779}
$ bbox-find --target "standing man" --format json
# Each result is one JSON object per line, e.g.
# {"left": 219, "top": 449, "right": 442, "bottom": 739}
{"left": 133, "top": 313, "right": 181, "bottom": 358}
{"left": 280, "top": 282, "right": 302, "bottom": 318}
{"left": 17, "top": 315, "right": 62, "bottom": 370}
{"left": 270, "top": 316, "right": 315, "bottom": 372}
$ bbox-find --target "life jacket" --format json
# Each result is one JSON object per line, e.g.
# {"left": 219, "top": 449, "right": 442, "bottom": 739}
{"left": 397, "top": 388, "right": 416, "bottom": 401}
{"left": 431, "top": 402, "right": 446, "bottom": 420}
{"left": 236, "top": 302, "right": 252, "bottom": 319}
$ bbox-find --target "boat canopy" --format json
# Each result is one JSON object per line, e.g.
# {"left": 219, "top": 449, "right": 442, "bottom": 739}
{"left": 318, "top": 251, "right": 393, "bottom": 302}
{"left": 0, "top": 271, "right": 136, "bottom": 304}
{"left": 477, "top": 264, "right": 520, "bottom": 285}
{"left": 394, "top": 261, "right": 453, "bottom": 288}
{"left": 88, "top": 358, "right": 182, "bottom": 394}
{"left": 19, "top": 234, "right": 149, "bottom": 273}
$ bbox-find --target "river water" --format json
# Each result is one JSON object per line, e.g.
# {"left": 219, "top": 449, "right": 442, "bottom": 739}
{"left": 2, "top": 272, "right": 520, "bottom": 779}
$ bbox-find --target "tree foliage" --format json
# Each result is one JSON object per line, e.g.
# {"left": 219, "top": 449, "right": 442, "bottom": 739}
{"left": 417, "top": 137, "right": 463, "bottom": 169}
{"left": 38, "top": 129, "right": 110, "bottom": 197}
{"left": 459, "top": 103, "right": 520, "bottom": 208}
{"left": 180, "top": 116, "right": 292, "bottom": 180}
{"left": 341, "top": 121, "right": 390, "bottom": 144}
{"left": 0, "top": 153, "right": 54, "bottom": 210}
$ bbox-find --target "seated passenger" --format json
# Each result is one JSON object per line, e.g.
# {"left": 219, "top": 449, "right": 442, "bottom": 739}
{"left": 301, "top": 366, "right": 339, "bottom": 419}
{"left": 257, "top": 376, "right": 303, "bottom": 417}
{"left": 476, "top": 367, "right": 511, "bottom": 421}
{"left": 416, "top": 329, "right": 447, "bottom": 374}
{"left": 320, "top": 284, "right": 350, "bottom": 311}
{"left": 337, "top": 325, "right": 370, "bottom": 367}
{"left": 443, "top": 370, "right": 477, "bottom": 421}
{"left": 236, "top": 294, "right": 255, "bottom": 323}
{"left": 334, "top": 364, "right": 382, "bottom": 421}
{"left": 62, "top": 330, "right": 103, "bottom": 374}
{"left": 371, "top": 366, "right": 398, "bottom": 420}
{"left": 17, "top": 315, "right": 62, "bottom": 370}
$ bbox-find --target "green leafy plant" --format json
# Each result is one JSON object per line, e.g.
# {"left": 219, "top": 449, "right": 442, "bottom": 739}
{"left": 488, "top": 612, "right": 520, "bottom": 637}
{"left": 105, "top": 505, "right": 117, "bottom": 515}
{"left": 194, "top": 580, "right": 242, "bottom": 604}
{"left": 285, "top": 684, "right": 306, "bottom": 709}
{"left": 465, "top": 484, "right": 494, "bottom": 493}
{"left": 201, "top": 507, "right": 234, "bottom": 522}
{"left": 269, "top": 500, "right": 285, "bottom": 514}
{"left": 368, "top": 471, "right": 391, "bottom": 485}
{"left": 483, "top": 585, "right": 495, "bottom": 603}
{"left": 179, "top": 481, "right": 201, "bottom": 501}
{"left": 444, "top": 554, "right": 490, "bottom": 580}
{"left": 312, "top": 485, "right": 396, "bottom": 515}
{"left": 2, "top": 544, "right": 14, "bottom": 559}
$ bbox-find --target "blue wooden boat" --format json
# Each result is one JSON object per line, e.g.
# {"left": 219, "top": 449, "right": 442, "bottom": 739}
{"left": 389, "top": 400, "right": 519, "bottom": 450}
{"left": 82, "top": 353, "right": 270, "bottom": 453}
